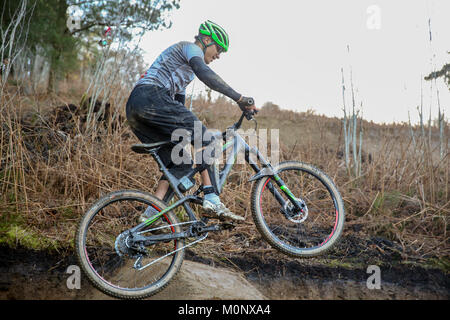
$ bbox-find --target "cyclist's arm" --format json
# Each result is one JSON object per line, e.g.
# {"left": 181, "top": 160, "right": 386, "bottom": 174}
{"left": 175, "top": 93, "right": 186, "bottom": 105}
{"left": 189, "top": 56, "right": 241, "bottom": 102}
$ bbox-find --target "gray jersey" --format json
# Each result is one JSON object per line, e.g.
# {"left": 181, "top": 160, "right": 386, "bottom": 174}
{"left": 136, "top": 41, "right": 204, "bottom": 98}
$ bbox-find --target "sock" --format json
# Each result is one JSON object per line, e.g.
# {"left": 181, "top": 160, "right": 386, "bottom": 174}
{"left": 203, "top": 185, "right": 221, "bottom": 205}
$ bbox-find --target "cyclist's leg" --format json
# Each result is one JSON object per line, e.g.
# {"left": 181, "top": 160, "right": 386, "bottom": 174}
{"left": 172, "top": 108, "right": 243, "bottom": 221}
{"left": 126, "top": 85, "right": 190, "bottom": 198}
{"left": 126, "top": 85, "right": 201, "bottom": 197}
{"left": 126, "top": 85, "right": 242, "bottom": 221}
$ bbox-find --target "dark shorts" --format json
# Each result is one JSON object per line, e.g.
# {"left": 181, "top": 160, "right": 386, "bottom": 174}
{"left": 126, "top": 84, "right": 211, "bottom": 181}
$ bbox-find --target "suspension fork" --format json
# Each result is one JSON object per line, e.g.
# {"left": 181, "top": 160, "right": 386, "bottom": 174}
{"left": 267, "top": 173, "right": 305, "bottom": 213}
{"left": 246, "top": 147, "right": 304, "bottom": 212}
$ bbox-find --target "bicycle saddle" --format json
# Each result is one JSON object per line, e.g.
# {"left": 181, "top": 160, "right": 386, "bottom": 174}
{"left": 131, "top": 141, "right": 172, "bottom": 154}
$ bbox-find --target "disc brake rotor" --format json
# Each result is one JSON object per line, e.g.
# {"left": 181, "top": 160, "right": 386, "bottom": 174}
{"left": 283, "top": 197, "right": 308, "bottom": 223}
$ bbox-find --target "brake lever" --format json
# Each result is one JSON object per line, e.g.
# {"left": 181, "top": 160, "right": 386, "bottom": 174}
{"left": 244, "top": 112, "right": 253, "bottom": 121}
{"left": 244, "top": 108, "right": 258, "bottom": 121}
{"left": 251, "top": 116, "right": 258, "bottom": 132}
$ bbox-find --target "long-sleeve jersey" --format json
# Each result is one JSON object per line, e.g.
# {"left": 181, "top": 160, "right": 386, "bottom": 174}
{"left": 136, "top": 41, "right": 241, "bottom": 102}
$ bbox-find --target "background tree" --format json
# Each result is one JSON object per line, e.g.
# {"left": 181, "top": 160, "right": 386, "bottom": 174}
{"left": 68, "top": 0, "right": 180, "bottom": 40}
{"left": 1, "top": 0, "right": 180, "bottom": 93}
{"left": 424, "top": 61, "right": 450, "bottom": 88}
{"left": 1, "top": 0, "right": 77, "bottom": 92}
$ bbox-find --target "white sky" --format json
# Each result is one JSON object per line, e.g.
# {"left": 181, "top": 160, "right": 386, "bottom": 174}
{"left": 139, "top": 0, "right": 449, "bottom": 124}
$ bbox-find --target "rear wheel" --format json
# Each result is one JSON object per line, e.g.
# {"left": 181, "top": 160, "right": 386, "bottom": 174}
{"left": 75, "top": 190, "right": 184, "bottom": 299}
{"left": 251, "top": 161, "right": 345, "bottom": 257}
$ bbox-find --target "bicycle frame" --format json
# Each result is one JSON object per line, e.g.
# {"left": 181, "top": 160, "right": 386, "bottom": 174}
{"left": 118, "top": 112, "right": 314, "bottom": 272}
{"left": 130, "top": 112, "right": 304, "bottom": 239}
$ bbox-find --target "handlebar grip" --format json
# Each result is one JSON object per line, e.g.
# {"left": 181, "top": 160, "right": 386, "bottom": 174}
{"left": 238, "top": 96, "right": 256, "bottom": 120}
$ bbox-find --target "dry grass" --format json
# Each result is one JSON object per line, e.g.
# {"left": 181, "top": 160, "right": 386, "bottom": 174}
{"left": 0, "top": 86, "right": 448, "bottom": 265}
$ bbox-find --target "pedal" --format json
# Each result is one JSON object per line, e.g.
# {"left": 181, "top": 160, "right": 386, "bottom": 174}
{"left": 201, "top": 216, "right": 209, "bottom": 224}
{"left": 201, "top": 212, "right": 220, "bottom": 220}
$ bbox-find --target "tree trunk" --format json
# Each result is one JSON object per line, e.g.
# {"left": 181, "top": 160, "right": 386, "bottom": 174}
{"left": 47, "top": 64, "right": 55, "bottom": 93}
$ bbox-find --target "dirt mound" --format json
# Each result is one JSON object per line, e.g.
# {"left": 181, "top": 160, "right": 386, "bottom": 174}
{"left": 83, "top": 260, "right": 266, "bottom": 300}
{"left": 0, "top": 246, "right": 265, "bottom": 300}
{"left": 151, "top": 260, "right": 266, "bottom": 300}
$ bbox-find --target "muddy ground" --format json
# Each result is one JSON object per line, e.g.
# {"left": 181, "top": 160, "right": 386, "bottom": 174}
{"left": 0, "top": 243, "right": 448, "bottom": 300}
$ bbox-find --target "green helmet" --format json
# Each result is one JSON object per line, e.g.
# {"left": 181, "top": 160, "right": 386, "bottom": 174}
{"left": 198, "top": 20, "right": 229, "bottom": 52}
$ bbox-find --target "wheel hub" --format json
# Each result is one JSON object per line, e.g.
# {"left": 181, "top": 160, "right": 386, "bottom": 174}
{"left": 114, "top": 231, "right": 141, "bottom": 258}
{"left": 283, "top": 197, "right": 308, "bottom": 223}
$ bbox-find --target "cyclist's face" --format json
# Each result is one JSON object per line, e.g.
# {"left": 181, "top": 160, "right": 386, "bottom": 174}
{"left": 203, "top": 39, "right": 221, "bottom": 65}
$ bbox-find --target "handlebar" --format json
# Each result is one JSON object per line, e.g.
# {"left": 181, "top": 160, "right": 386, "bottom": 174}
{"left": 219, "top": 97, "right": 258, "bottom": 137}
{"left": 244, "top": 108, "right": 258, "bottom": 120}
{"left": 225, "top": 108, "right": 258, "bottom": 135}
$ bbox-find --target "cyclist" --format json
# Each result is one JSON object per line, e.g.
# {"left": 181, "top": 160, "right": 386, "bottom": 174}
{"left": 126, "top": 20, "right": 257, "bottom": 222}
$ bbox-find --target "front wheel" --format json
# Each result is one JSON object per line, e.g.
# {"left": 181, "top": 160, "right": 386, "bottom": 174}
{"left": 251, "top": 161, "right": 345, "bottom": 257}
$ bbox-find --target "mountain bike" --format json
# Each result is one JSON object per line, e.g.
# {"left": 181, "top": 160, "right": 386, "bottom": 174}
{"left": 75, "top": 107, "right": 345, "bottom": 299}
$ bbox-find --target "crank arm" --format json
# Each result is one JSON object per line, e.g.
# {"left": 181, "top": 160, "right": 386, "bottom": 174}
{"left": 195, "top": 222, "right": 235, "bottom": 234}
{"left": 142, "top": 231, "right": 190, "bottom": 245}
{"left": 139, "top": 222, "right": 233, "bottom": 245}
